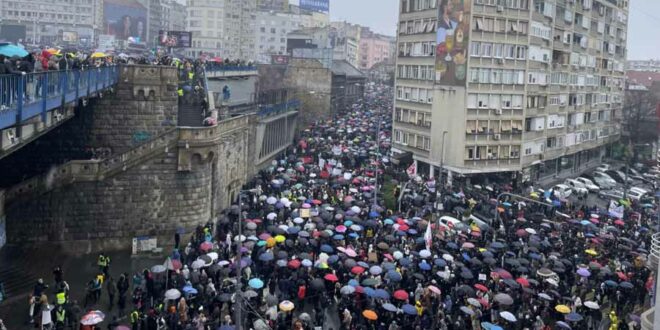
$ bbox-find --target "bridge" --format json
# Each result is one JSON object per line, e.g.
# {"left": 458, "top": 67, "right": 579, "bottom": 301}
{"left": 0, "top": 64, "right": 298, "bottom": 252}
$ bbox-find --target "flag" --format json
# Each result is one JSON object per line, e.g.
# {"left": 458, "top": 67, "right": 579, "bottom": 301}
{"left": 424, "top": 221, "right": 433, "bottom": 250}
{"left": 406, "top": 164, "right": 416, "bottom": 177}
{"left": 608, "top": 200, "right": 624, "bottom": 219}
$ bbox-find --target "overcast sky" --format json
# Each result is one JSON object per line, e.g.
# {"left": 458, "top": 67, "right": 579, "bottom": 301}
{"left": 290, "top": 0, "right": 659, "bottom": 60}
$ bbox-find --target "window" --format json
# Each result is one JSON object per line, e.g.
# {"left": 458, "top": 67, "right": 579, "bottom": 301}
{"left": 481, "top": 43, "right": 493, "bottom": 57}
{"left": 470, "top": 41, "right": 480, "bottom": 57}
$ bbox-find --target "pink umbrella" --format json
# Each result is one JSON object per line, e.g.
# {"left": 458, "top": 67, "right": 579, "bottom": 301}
{"left": 428, "top": 285, "right": 441, "bottom": 295}
{"left": 345, "top": 248, "right": 357, "bottom": 257}
{"left": 302, "top": 203, "right": 311, "bottom": 208}
{"left": 336, "top": 225, "right": 347, "bottom": 233}
{"left": 259, "top": 233, "right": 272, "bottom": 240}
{"left": 614, "top": 219, "right": 625, "bottom": 226}
{"left": 200, "top": 241, "right": 213, "bottom": 251}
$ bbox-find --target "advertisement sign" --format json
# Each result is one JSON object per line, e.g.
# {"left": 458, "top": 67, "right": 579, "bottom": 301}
{"left": 158, "top": 30, "right": 192, "bottom": 48}
{"left": 97, "top": 34, "right": 116, "bottom": 52}
{"left": 300, "top": 0, "right": 330, "bottom": 12}
{"left": 104, "top": 0, "right": 147, "bottom": 41}
{"left": 132, "top": 236, "right": 157, "bottom": 254}
{"left": 435, "top": 0, "right": 471, "bottom": 86}
{"left": 62, "top": 31, "right": 79, "bottom": 43}
{"left": 271, "top": 55, "right": 290, "bottom": 65}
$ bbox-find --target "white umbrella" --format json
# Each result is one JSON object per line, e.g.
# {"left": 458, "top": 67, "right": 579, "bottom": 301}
{"left": 393, "top": 251, "right": 403, "bottom": 260}
{"left": 233, "top": 235, "right": 246, "bottom": 242}
{"left": 584, "top": 301, "right": 600, "bottom": 310}
{"left": 206, "top": 252, "right": 219, "bottom": 261}
{"left": 151, "top": 265, "right": 166, "bottom": 273}
{"left": 165, "top": 289, "right": 181, "bottom": 300}
{"left": 525, "top": 228, "right": 537, "bottom": 235}
{"left": 419, "top": 249, "right": 432, "bottom": 258}
{"left": 267, "top": 212, "right": 277, "bottom": 220}
{"left": 80, "top": 310, "right": 105, "bottom": 325}
{"left": 499, "top": 311, "right": 517, "bottom": 322}
{"left": 442, "top": 254, "right": 454, "bottom": 262}
{"left": 267, "top": 196, "right": 277, "bottom": 204}
{"left": 191, "top": 259, "right": 205, "bottom": 269}
{"left": 350, "top": 206, "right": 361, "bottom": 213}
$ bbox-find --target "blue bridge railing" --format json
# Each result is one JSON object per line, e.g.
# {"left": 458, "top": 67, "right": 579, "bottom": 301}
{"left": 0, "top": 66, "right": 120, "bottom": 130}
{"left": 258, "top": 99, "right": 300, "bottom": 117}
{"left": 204, "top": 64, "right": 257, "bottom": 73}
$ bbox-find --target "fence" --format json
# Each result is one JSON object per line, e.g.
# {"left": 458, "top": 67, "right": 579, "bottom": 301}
{"left": 0, "top": 66, "right": 120, "bottom": 130}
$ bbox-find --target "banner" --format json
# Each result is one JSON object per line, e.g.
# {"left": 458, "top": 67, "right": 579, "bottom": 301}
{"left": 406, "top": 163, "right": 416, "bottom": 177}
{"left": 608, "top": 200, "right": 624, "bottom": 219}
{"left": 435, "top": 0, "right": 471, "bottom": 86}
{"left": 158, "top": 30, "right": 192, "bottom": 48}
{"left": 424, "top": 222, "right": 433, "bottom": 250}
{"left": 300, "top": 0, "right": 330, "bottom": 12}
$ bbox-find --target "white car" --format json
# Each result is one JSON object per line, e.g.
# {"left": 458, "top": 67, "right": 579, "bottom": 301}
{"left": 630, "top": 187, "right": 649, "bottom": 195}
{"left": 576, "top": 177, "right": 600, "bottom": 192}
{"left": 439, "top": 216, "right": 464, "bottom": 232}
{"left": 551, "top": 184, "right": 573, "bottom": 199}
{"left": 627, "top": 189, "right": 646, "bottom": 201}
{"left": 593, "top": 172, "right": 618, "bottom": 188}
{"left": 596, "top": 164, "right": 611, "bottom": 172}
{"left": 564, "top": 179, "right": 589, "bottom": 196}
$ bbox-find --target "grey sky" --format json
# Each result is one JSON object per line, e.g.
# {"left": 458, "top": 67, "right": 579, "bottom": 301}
{"left": 291, "top": 0, "right": 657, "bottom": 60}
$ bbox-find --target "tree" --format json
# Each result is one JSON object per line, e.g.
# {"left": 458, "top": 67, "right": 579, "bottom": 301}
{"left": 622, "top": 88, "right": 659, "bottom": 162}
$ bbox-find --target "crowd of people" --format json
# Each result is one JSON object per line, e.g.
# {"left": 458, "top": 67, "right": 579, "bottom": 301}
{"left": 0, "top": 48, "right": 657, "bottom": 330}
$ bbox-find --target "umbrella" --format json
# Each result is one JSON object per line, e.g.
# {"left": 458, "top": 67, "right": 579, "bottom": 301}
{"left": 584, "top": 301, "right": 600, "bottom": 310}
{"left": 467, "top": 298, "right": 481, "bottom": 308}
{"left": 499, "top": 311, "right": 516, "bottom": 322}
{"left": 565, "top": 312, "right": 583, "bottom": 322}
{"left": 555, "top": 305, "right": 571, "bottom": 314}
{"left": 151, "top": 265, "right": 166, "bottom": 273}
{"left": 278, "top": 300, "right": 294, "bottom": 312}
{"left": 340, "top": 285, "right": 355, "bottom": 295}
{"left": 481, "top": 322, "right": 504, "bottom": 330}
{"left": 493, "top": 293, "right": 513, "bottom": 305}
{"left": 0, "top": 44, "right": 29, "bottom": 57}
{"left": 382, "top": 303, "right": 397, "bottom": 312}
{"left": 369, "top": 265, "right": 382, "bottom": 275}
{"left": 428, "top": 285, "right": 441, "bottom": 295}
{"left": 165, "top": 289, "right": 181, "bottom": 300}
{"left": 460, "top": 306, "right": 475, "bottom": 316}
{"left": 393, "top": 289, "right": 409, "bottom": 300}
{"left": 362, "top": 309, "right": 378, "bottom": 320}
{"left": 401, "top": 304, "right": 417, "bottom": 315}
{"left": 324, "top": 273, "right": 338, "bottom": 282}
{"left": 80, "top": 310, "right": 105, "bottom": 325}
{"left": 248, "top": 278, "right": 264, "bottom": 289}
{"left": 474, "top": 284, "right": 488, "bottom": 292}
{"left": 200, "top": 241, "right": 213, "bottom": 251}
{"left": 191, "top": 259, "right": 205, "bottom": 270}
{"left": 90, "top": 51, "right": 107, "bottom": 58}
{"left": 259, "top": 252, "right": 274, "bottom": 261}
{"left": 577, "top": 268, "right": 591, "bottom": 277}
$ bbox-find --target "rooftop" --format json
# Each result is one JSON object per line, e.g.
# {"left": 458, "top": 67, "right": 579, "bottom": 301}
{"left": 331, "top": 60, "right": 365, "bottom": 78}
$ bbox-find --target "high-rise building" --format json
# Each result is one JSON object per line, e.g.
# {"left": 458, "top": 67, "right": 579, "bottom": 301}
{"left": 257, "top": 0, "right": 289, "bottom": 12}
{"left": 0, "top": 0, "right": 103, "bottom": 45}
{"left": 186, "top": 0, "right": 256, "bottom": 60}
{"left": 392, "top": 0, "right": 626, "bottom": 185}
{"left": 254, "top": 11, "right": 301, "bottom": 63}
{"left": 359, "top": 29, "right": 396, "bottom": 70}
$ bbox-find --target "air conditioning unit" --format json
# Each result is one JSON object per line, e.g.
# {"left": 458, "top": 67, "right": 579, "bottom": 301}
{"left": 497, "top": 5, "right": 504, "bottom": 12}
{"left": 494, "top": 109, "right": 503, "bottom": 115}
{"left": 493, "top": 134, "right": 501, "bottom": 140}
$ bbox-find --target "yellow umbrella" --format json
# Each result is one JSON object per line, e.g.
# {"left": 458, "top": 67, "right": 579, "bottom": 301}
{"left": 279, "top": 300, "right": 295, "bottom": 312}
{"left": 362, "top": 309, "right": 378, "bottom": 320}
{"left": 266, "top": 237, "right": 276, "bottom": 247}
{"left": 90, "top": 51, "right": 107, "bottom": 59}
{"left": 274, "top": 235, "right": 286, "bottom": 243}
{"left": 585, "top": 249, "right": 598, "bottom": 256}
{"left": 555, "top": 305, "right": 570, "bottom": 314}
{"left": 46, "top": 48, "right": 61, "bottom": 55}
{"left": 530, "top": 192, "right": 539, "bottom": 198}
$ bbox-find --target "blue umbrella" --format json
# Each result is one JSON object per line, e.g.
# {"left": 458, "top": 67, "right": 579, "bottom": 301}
{"left": 619, "top": 281, "right": 633, "bottom": 289}
{"left": 580, "top": 220, "right": 591, "bottom": 226}
{"left": 434, "top": 259, "right": 447, "bottom": 267}
{"left": 328, "top": 255, "right": 339, "bottom": 264}
{"left": 382, "top": 262, "right": 396, "bottom": 270}
{"left": 502, "top": 202, "right": 512, "bottom": 207}
{"left": 287, "top": 226, "right": 300, "bottom": 234}
{"left": 529, "top": 253, "right": 541, "bottom": 260}
{"left": 369, "top": 211, "right": 380, "bottom": 217}
{"left": 447, "top": 242, "right": 459, "bottom": 250}
{"left": 348, "top": 279, "right": 359, "bottom": 287}
{"left": 218, "top": 325, "right": 236, "bottom": 330}
{"left": 552, "top": 200, "right": 561, "bottom": 207}
{"left": 364, "top": 287, "right": 376, "bottom": 297}
{"left": 333, "top": 234, "right": 345, "bottom": 240}
{"left": 481, "top": 322, "right": 504, "bottom": 330}
{"left": 348, "top": 233, "right": 359, "bottom": 239}
{"left": 604, "top": 280, "right": 618, "bottom": 287}
{"left": 0, "top": 44, "right": 28, "bottom": 57}
{"left": 258, "top": 252, "right": 274, "bottom": 261}
{"left": 556, "top": 321, "right": 571, "bottom": 329}
{"left": 183, "top": 286, "right": 198, "bottom": 294}
{"left": 320, "top": 244, "right": 333, "bottom": 253}
{"left": 418, "top": 261, "right": 431, "bottom": 271}
{"left": 408, "top": 229, "right": 418, "bottom": 235}
{"left": 382, "top": 303, "right": 397, "bottom": 312}
{"left": 358, "top": 261, "right": 369, "bottom": 268}
{"left": 369, "top": 266, "right": 383, "bottom": 275}
{"left": 462, "top": 252, "right": 471, "bottom": 261}
{"left": 384, "top": 219, "right": 394, "bottom": 225}
{"left": 399, "top": 257, "right": 411, "bottom": 266}
{"left": 374, "top": 289, "right": 389, "bottom": 299}
{"left": 481, "top": 250, "right": 494, "bottom": 258}
{"left": 401, "top": 304, "right": 417, "bottom": 315}
{"left": 386, "top": 270, "right": 402, "bottom": 282}
{"left": 565, "top": 312, "right": 583, "bottom": 322}
{"left": 248, "top": 278, "right": 264, "bottom": 289}
{"left": 490, "top": 242, "right": 505, "bottom": 249}
{"left": 344, "top": 220, "right": 354, "bottom": 226}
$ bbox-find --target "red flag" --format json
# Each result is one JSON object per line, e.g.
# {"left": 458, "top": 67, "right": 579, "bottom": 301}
{"left": 406, "top": 164, "right": 416, "bottom": 177}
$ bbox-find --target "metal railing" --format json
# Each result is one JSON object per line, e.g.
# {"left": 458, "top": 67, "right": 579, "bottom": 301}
{"left": 258, "top": 99, "right": 300, "bottom": 117}
{"left": 204, "top": 64, "right": 257, "bottom": 73}
{"left": 0, "top": 66, "right": 120, "bottom": 130}
{"left": 649, "top": 232, "right": 660, "bottom": 269}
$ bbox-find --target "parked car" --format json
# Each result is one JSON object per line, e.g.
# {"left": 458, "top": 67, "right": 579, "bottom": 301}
{"left": 575, "top": 177, "right": 600, "bottom": 192}
{"left": 605, "top": 170, "right": 633, "bottom": 184}
{"left": 564, "top": 179, "right": 589, "bottom": 197}
{"left": 439, "top": 216, "right": 465, "bottom": 232}
{"left": 551, "top": 184, "right": 573, "bottom": 199}
{"left": 627, "top": 189, "right": 646, "bottom": 201}
{"left": 596, "top": 164, "right": 611, "bottom": 172}
{"left": 598, "top": 189, "right": 625, "bottom": 200}
{"left": 592, "top": 172, "right": 617, "bottom": 189}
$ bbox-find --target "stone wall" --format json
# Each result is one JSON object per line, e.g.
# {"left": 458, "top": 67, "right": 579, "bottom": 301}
{"left": 86, "top": 65, "right": 179, "bottom": 154}
{"left": 284, "top": 59, "right": 332, "bottom": 129}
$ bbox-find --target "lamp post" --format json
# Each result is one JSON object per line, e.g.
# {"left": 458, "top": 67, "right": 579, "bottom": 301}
{"left": 439, "top": 131, "right": 448, "bottom": 186}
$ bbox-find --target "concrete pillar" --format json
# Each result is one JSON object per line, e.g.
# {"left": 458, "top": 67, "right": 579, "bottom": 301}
{"left": 413, "top": 159, "right": 418, "bottom": 176}
{"left": 429, "top": 165, "right": 434, "bottom": 179}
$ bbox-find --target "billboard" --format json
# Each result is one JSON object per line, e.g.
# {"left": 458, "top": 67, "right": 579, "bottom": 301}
{"left": 435, "top": 0, "right": 471, "bottom": 86}
{"left": 300, "top": 0, "right": 330, "bottom": 12}
{"left": 158, "top": 30, "right": 192, "bottom": 48}
{"left": 103, "top": 0, "right": 147, "bottom": 42}
{"left": 62, "top": 31, "right": 79, "bottom": 43}
{"left": 0, "top": 24, "right": 27, "bottom": 43}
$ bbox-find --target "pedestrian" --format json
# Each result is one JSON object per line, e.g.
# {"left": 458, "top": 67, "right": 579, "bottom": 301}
{"left": 107, "top": 277, "right": 117, "bottom": 310}
{"left": 29, "top": 278, "right": 48, "bottom": 323}
{"left": 97, "top": 252, "right": 110, "bottom": 277}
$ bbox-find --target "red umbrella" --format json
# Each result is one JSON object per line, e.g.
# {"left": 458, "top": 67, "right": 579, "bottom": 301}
{"left": 200, "top": 242, "right": 213, "bottom": 251}
{"left": 474, "top": 284, "right": 488, "bottom": 292}
{"left": 324, "top": 273, "right": 339, "bottom": 282}
{"left": 616, "top": 272, "right": 628, "bottom": 281}
{"left": 320, "top": 171, "right": 330, "bottom": 179}
{"left": 351, "top": 266, "right": 366, "bottom": 275}
{"left": 494, "top": 269, "right": 513, "bottom": 279}
{"left": 516, "top": 229, "right": 528, "bottom": 237}
{"left": 614, "top": 219, "right": 625, "bottom": 226}
{"left": 312, "top": 199, "right": 322, "bottom": 205}
{"left": 171, "top": 259, "right": 183, "bottom": 270}
{"left": 288, "top": 260, "right": 301, "bottom": 269}
{"left": 516, "top": 278, "right": 530, "bottom": 287}
{"left": 393, "top": 289, "right": 409, "bottom": 301}
{"left": 355, "top": 285, "right": 365, "bottom": 294}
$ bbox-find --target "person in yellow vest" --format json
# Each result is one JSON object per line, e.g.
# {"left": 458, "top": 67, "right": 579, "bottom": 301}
{"left": 415, "top": 300, "right": 424, "bottom": 316}
{"left": 177, "top": 88, "right": 183, "bottom": 97}
{"left": 53, "top": 304, "right": 67, "bottom": 329}
{"left": 130, "top": 309, "right": 140, "bottom": 330}
{"left": 97, "top": 252, "right": 110, "bottom": 277}
{"left": 608, "top": 310, "right": 618, "bottom": 330}
{"left": 56, "top": 291, "right": 66, "bottom": 306}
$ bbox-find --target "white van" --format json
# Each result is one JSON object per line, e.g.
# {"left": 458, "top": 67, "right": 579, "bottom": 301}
{"left": 439, "top": 216, "right": 462, "bottom": 231}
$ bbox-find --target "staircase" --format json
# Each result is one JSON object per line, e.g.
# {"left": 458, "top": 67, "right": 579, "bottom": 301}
{"left": 178, "top": 100, "right": 205, "bottom": 127}
{"left": 4, "top": 128, "right": 180, "bottom": 206}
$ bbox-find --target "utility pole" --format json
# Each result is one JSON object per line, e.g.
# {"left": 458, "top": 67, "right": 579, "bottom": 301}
{"left": 439, "top": 131, "right": 448, "bottom": 186}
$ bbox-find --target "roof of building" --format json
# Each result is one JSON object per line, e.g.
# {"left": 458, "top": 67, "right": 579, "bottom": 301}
{"left": 626, "top": 70, "right": 660, "bottom": 88}
{"left": 331, "top": 60, "right": 365, "bottom": 78}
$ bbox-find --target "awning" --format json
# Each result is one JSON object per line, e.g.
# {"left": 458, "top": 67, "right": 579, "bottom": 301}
{"left": 391, "top": 151, "right": 412, "bottom": 165}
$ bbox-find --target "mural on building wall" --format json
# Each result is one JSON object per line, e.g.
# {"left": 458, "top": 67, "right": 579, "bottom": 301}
{"left": 435, "top": 0, "right": 471, "bottom": 86}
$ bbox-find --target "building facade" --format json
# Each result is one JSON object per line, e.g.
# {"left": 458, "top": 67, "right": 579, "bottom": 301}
{"left": 392, "top": 0, "right": 626, "bottom": 185}
{"left": 186, "top": 0, "right": 256, "bottom": 60}
{"left": 254, "top": 11, "right": 301, "bottom": 63}
{"left": 359, "top": 31, "right": 396, "bottom": 70}
{"left": 0, "top": 0, "right": 103, "bottom": 45}
{"left": 627, "top": 60, "right": 660, "bottom": 72}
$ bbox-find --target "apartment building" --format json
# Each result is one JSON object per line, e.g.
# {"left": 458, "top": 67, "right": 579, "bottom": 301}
{"left": 186, "top": 0, "right": 256, "bottom": 60}
{"left": 254, "top": 11, "right": 302, "bottom": 63}
{"left": 392, "top": 0, "right": 626, "bottom": 185}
